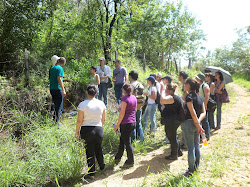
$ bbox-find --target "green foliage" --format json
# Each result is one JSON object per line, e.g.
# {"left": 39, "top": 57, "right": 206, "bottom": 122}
{"left": 232, "top": 74, "right": 250, "bottom": 91}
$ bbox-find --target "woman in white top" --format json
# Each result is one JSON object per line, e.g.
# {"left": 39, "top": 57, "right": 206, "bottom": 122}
{"left": 143, "top": 76, "right": 157, "bottom": 134}
{"left": 75, "top": 85, "right": 106, "bottom": 178}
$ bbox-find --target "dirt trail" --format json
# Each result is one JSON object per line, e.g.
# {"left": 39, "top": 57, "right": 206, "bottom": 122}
{"left": 83, "top": 83, "right": 250, "bottom": 187}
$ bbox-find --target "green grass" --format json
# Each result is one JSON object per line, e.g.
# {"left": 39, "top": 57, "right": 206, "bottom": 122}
{"left": 232, "top": 74, "right": 250, "bottom": 92}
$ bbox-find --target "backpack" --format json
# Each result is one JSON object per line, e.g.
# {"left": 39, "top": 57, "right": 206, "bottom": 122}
{"left": 132, "top": 81, "right": 144, "bottom": 110}
{"left": 176, "top": 96, "right": 186, "bottom": 123}
{"left": 155, "top": 90, "right": 162, "bottom": 112}
{"left": 202, "top": 84, "right": 217, "bottom": 112}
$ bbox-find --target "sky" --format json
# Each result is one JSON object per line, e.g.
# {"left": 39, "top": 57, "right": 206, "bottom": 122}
{"left": 181, "top": 0, "right": 250, "bottom": 52}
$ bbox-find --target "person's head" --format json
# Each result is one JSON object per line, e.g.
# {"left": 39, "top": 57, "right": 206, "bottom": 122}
{"left": 114, "top": 59, "right": 121, "bottom": 68}
{"left": 156, "top": 72, "right": 162, "bottom": 82}
{"left": 150, "top": 73, "right": 156, "bottom": 79}
{"left": 195, "top": 72, "right": 205, "bottom": 85}
{"left": 51, "top": 55, "right": 60, "bottom": 66}
{"left": 204, "top": 69, "right": 212, "bottom": 73}
{"left": 99, "top": 57, "right": 105, "bottom": 66}
{"left": 205, "top": 72, "right": 214, "bottom": 82}
{"left": 86, "top": 85, "right": 98, "bottom": 98}
{"left": 184, "top": 78, "right": 200, "bottom": 93}
{"left": 90, "top": 66, "right": 97, "bottom": 74}
{"left": 122, "top": 83, "right": 132, "bottom": 96}
{"left": 56, "top": 57, "right": 66, "bottom": 67}
{"left": 145, "top": 76, "right": 155, "bottom": 86}
{"left": 162, "top": 75, "right": 172, "bottom": 85}
{"left": 166, "top": 83, "right": 178, "bottom": 95}
{"left": 129, "top": 70, "right": 138, "bottom": 82}
{"left": 215, "top": 71, "right": 224, "bottom": 82}
{"left": 178, "top": 71, "right": 188, "bottom": 83}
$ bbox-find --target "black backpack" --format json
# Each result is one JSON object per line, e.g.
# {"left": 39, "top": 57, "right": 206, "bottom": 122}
{"left": 202, "top": 84, "right": 217, "bottom": 112}
{"left": 155, "top": 90, "right": 162, "bottom": 112}
{"left": 177, "top": 96, "right": 186, "bottom": 123}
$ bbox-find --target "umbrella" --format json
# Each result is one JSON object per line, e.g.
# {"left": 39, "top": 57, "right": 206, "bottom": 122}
{"left": 203, "top": 66, "right": 233, "bottom": 84}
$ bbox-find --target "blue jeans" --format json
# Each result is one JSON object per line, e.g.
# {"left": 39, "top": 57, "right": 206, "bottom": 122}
{"left": 208, "top": 111, "right": 215, "bottom": 129}
{"left": 131, "top": 109, "right": 144, "bottom": 142}
{"left": 201, "top": 112, "right": 210, "bottom": 138}
{"left": 143, "top": 103, "right": 157, "bottom": 134}
{"left": 183, "top": 120, "right": 200, "bottom": 172}
{"left": 216, "top": 101, "right": 222, "bottom": 128}
{"left": 50, "top": 89, "right": 64, "bottom": 123}
{"left": 98, "top": 83, "right": 108, "bottom": 107}
{"left": 114, "top": 84, "right": 123, "bottom": 104}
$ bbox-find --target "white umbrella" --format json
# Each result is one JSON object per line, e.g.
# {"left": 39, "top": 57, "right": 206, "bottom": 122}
{"left": 203, "top": 66, "right": 233, "bottom": 84}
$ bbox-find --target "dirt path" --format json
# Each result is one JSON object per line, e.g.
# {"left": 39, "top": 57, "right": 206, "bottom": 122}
{"left": 82, "top": 83, "right": 250, "bottom": 187}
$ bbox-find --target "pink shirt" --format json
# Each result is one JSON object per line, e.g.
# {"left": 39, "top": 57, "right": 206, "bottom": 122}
{"left": 121, "top": 95, "right": 137, "bottom": 124}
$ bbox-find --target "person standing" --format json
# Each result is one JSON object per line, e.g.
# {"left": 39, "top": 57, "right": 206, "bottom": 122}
{"left": 112, "top": 59, "right": 128, "bottom": 104}
{"left": 129, "top": 70, "right": 144, "bottom": 142}
{"left": 96, "top": 57, "right": 111, "bottom": 107}
{"left": 114, "top": 84, "right": 137, "bottom": 167}
{"left": 178, "top": 71, "right": 188, "bottom": 99}
{"left": 156, "top": 73, "right": 164, "bottom": 94}
{"left": 89, "top": 66, "right": 100, "bottom": 87}
{"left": 214, "top": 71, "right": 225, "bottom": 130}
{"left": 75, "top": 85, "right": 106, "bottom": 178}
{"left": 195, "top": 73, "right": 210, "bottom": 140}
{"left": 49, "top": 57, "right": 66, "bottom": 122}
{"left": 143, "top": 76, "right": 157, "bottom": 135}
{"left": 205, "top": 72, "right": 216, "bottom": 129}
{"left": 183, "top": 78, "right": 206, "bottom": 176}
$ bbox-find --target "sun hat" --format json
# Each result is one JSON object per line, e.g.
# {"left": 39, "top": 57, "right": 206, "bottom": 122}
{"left": 51, "top": 55, "right": 60, "bottom": 66}
{"left": 157, "top": 72, "right": 162, "bottom": 77}
{"left": 195, "top": 72, "right": 205, "bottom": 82}
{"left": 145, "top": 76, "right": 155, "bottom": 84}
{"left": 99, "top": 57, "right": 105, "bottom": 61}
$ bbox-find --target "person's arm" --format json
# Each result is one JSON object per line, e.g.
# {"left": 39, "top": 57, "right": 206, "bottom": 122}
{"left": 75, "top": 110, "right": 84, "bottom": 138}
{"left": 96, "top": 74, "right": 100, "bottom": 85}
{"left": 215, "top": 82, "right": 225, "bottom": 94}
{"left": 147, "top": 90, "right": 156, "bottom": 100}
{"left": 125, "top": 74, "right": 128, "bottom": 83}
{"left": 113, "top": 101, "right": 127, "bottom": 132}
{"left": 102, "top": 109, "right": 106, "bottom": 125}
{"left": 57, "top": 76, "right": 66, "bottom": 97}
{"left": 203, "top": 86, "right": 210, "bottom": 110}
{"left": 183, "top": 91, "right": 188, "bottom": 102}
{"left": 198, "top": 103, "right": 206, "bottom": 124}
{"left": 187, "top": 102, "right": 204, "bottom": 134}
{"left": 160, "top": 95, "right": 174, "bottom": 105}
{"left": 210, "top": 83, "right": 215, "bottom": 95}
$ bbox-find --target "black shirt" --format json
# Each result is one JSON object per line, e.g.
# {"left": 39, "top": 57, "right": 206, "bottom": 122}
{"left": 161, "top": 95, "right": 184, "bottom": 119}
{"left": 185, "top": 92, "right": 204, "bottom": 120}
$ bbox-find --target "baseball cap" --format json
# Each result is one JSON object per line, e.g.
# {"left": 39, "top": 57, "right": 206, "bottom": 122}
{"left": 145, "top": 76, "right": 155, "bottom": 83}
{"left": 195, "top": 72, "right": 205, "bottom": 82}
{"left": 113, "top": 59, "right": 121, "bottom": 63}
{"left": 51, "top": 55, "right": 60, "bottom": 66}
{"left": 157, "top": 72, "right": 162, "bottom": 77}
{"left": 99, "top": 57, "right": 105, "bottom": 61}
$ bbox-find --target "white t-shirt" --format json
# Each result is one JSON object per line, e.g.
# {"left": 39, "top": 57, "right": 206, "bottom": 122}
{"left": 148, "top": 86, "right": 157, "bottom": 104}
{"left": 77, "top": 98, "right": 106, "bottom": 127}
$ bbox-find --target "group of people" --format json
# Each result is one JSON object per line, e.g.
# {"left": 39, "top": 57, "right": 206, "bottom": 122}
{"left": 49, "top": 56, "right": 226, "bottom": 179}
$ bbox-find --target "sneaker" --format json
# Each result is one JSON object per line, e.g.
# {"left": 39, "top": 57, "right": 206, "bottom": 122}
{"left": 183, "top": 170, "right": 194, "bottom": 177}
{"left": 165, "top": 155, "right": 178, "bottom": 160}
{"left": 120, "top": 161, "right": 134, "bottom": 168}
{"left": 215, "top": 126, "right": 221, "bottom": 130}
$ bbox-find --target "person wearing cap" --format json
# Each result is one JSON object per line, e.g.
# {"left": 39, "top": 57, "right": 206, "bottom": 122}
{"left": 195, "top": 72, "right": 211, "bottom": 140}
{"left": 49, "top": 57, "right": 67, "bottom": 123}
{"left": 143, "top": 76, "right": 157, "bottom": 134}
{"left": 150, "top": 73, "right": 161, "bottom": 94}
{"left": 112, "top": 59, "right": 128, "bottom": 104}
{"left": 156, "top": 73, "right": 164, "bottom": 94}
{"left": 96, "top": 57, "right": 111, "bottom": 107}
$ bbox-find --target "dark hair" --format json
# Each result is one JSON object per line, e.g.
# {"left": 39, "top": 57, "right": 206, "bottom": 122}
{"left": 205, "top": 72, "right": 214, "bottom": 81}
{"left": 90, "top": 65, "right": 97, "bottom": 72}
{"left": 215, "top": 71, "right": 224, "bottom": 81}
{"left": 58, "top": 57, "right": 66, "bottom": 64}
{"left": 150, "top": 73, "right": 156, "bottom": 79}
{"left": 129, "top": 70, "right": 138, "bottom": 80}
{"left": 122, "top": 83, "right": 132, "bottom": 95}
{"left": 185, "top": 78, "right": 200, "bottom": 93}
{"left": 86, "top": 85, "right": 97, "bottom": 96}
{"left": 179, "top": 71, "right": 188, "bottom": 79}
{"left": 204, "top": 69, "right": 212, "bottom": 73}
{"left": 167, "top": 83, "right": 178, "bottom": 93}
{"left": 163, "top": 75, "right": 172, "bottom": 83}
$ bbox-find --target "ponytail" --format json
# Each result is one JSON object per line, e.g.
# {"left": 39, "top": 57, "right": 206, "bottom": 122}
{"left": 185, "top": 78, "right": 200, "bottom": 93}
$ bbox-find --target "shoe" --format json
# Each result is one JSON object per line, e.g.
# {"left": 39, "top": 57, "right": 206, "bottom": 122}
{"left": 120, "top": 161, "right": 134, "bottom": 168}
{"left": 165, "top": 155, "right": 178, "bottom": 160}
{"left": 114, "top": 159, "right": 121, "bottom": 165}
{"left": 183, "top": 170, "right": 194, "bottom": 177}
{"left": 178, "top": 150, "right": 183, "bottom": 157}
{"left": 215, "top": 127, "right": 221, "bottom": 130}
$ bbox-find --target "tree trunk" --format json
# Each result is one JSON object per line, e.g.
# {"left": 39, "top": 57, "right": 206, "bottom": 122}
{"left": 188, "top": 58, "right": 192, "bottom": 69}
{"left": 174, "top": 58, "right": 178, "bottom": 74}
{"left": 143, "top": 53, "right": 146, "bottom": 72}
{"left": 161, "top": 51, "right": 164, "bottom": 70}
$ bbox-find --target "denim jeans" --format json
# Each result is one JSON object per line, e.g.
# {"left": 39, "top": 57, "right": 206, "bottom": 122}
{"left": 216, "top": 101, "right": 222, "bottom": 128}
{"left": 50, "top": 89, "right": 64, "bottom": 122}
{"left": 183, "top": 120, "right": 201, "bottom": 172}
{"left": 98, "top": 83, "right": 108, "bottom": 107}
{"left": 208, "top": 111, "right": 215, "bottom": 129}
{"left": 130, "top": 109, "right": 144, "bottom": 142}
{"left": 115, "top": 123, "right": 136, "bottom": 164}
{"left": 143, "top": 103, "right": 157, "bottom": 134}
{"left": 201, "top": 112, "right": 210, "bottom": 138}
{"left": 114, "top": 84, "right": 123, "bottom": 104}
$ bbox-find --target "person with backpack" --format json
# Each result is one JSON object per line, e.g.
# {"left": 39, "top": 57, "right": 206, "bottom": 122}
{"left": 195, "top": 73, "right": 211, "bottom": 140}
{"left": 205, "top": 72, "right": 216, "bottom": 129}
{"left": 129, "top": 71, "right": 145, "bottom": 142}
{"left": 183, "top": 78, "right": 206, "bottom": 176}
{"left": 143, "top": 76, "right": 157, "bottom": 135}
{"left": 160, "top": 83, "right": 184, "bottom": 160}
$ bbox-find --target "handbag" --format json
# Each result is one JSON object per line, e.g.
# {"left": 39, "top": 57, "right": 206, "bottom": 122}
{"left": 207, "top": 97, "right": 217, "bottom": 112}
{"left": 107, "top": 77, "right": 113, "bottom": 88}
{"left": 217, "top": 89, "right": 230, "bottom": 103}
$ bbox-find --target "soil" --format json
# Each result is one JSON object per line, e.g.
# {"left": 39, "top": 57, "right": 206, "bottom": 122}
{"left": 81, "top": 83, "right": 250, "bottom": 187}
